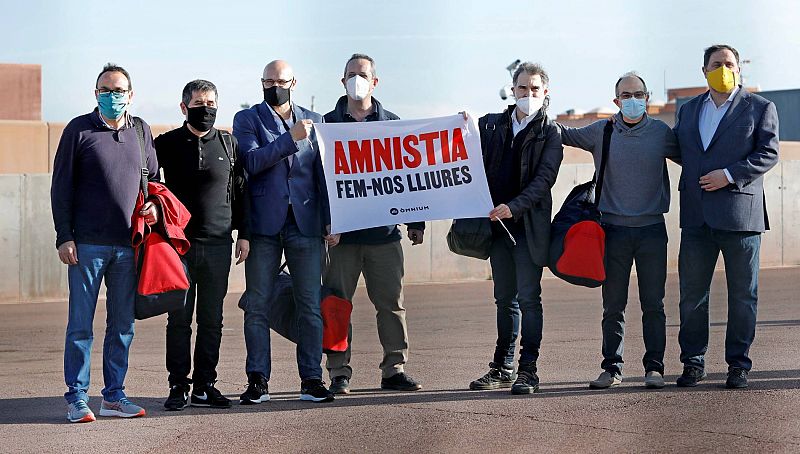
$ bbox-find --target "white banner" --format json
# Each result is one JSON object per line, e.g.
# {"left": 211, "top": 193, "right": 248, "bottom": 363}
{"left": 315, "top": 114, "right": 494, "bottom": 234}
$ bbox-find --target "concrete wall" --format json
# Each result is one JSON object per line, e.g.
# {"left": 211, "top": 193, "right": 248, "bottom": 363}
{"left": 0, "top": 120, "right": 220, "bottom": 174}
{"left": 2, "top": 160, "right": 797, "bottom": 304}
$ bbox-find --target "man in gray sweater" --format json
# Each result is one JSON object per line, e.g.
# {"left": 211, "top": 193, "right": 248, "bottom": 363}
{"left": 558, "top": 72, "right": 679, "bottom": 390}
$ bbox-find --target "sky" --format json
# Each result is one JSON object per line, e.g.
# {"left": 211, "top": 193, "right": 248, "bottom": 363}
{"left": 2, "top": 0, "right": 799, "bottom": 126}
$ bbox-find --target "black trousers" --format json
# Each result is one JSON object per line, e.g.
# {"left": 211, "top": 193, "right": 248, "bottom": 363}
{"left": 166, "top": 242, "right": 232, "bottom": 386}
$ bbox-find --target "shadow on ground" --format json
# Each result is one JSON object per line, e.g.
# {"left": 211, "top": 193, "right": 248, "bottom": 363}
{"left": 4, "top": 369, "right": 798, "bottom": 425}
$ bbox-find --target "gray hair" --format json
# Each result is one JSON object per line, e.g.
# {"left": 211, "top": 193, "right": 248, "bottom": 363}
{"left": 182, "top": 79, "right": 218, "bottom": 106}
{"left": 512, "top": 62, "right": 549, "bottom": 86}
{"left": 614, "top": 71, "right": 648, "bottom": 97}
{"left": 343, "top": 53, "right": 377, "bottom": 79}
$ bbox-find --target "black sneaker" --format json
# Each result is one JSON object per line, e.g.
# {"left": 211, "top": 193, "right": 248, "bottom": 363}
{"left": 191, "top": 382, "right": 231, "bottom": 408}
{"left": 329, "top": 376, "right": 351, "bottom": 395}
{"left": 300, "top": 379, "right": 335, "bottom": 402}
{"left": 469, "top": 363, "right": 516, "bottom": 390}
{"left": 511, "top": 363, "right": 539, "bottom": 395}
{"left": 240, "top": 373, "right": 270, "bottom": 405}
{"left": 726, "top": 367, "right": 749, "bottom": 389}
{"left": 381, "top": 372, "right": 422, "bottom": 391}
{"left": 164, "top": 383, "right": 190, "bottom": 411}
{"left": 676, "top": 366, "right": 707, "bottom": 387}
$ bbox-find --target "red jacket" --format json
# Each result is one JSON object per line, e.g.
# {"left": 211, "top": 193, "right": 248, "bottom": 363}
{"left": 132, "top": 182, "right": 192, "bottom": 296}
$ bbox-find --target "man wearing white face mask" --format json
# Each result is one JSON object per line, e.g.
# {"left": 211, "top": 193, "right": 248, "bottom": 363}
{"left": 322, "top": 53, "right": 424, "bottom": 394}
{"left": 469, "top": 62, "right": 563, "bottom": 395}
{"left": 557, "top": 72, "right": 680, "bottom": 391}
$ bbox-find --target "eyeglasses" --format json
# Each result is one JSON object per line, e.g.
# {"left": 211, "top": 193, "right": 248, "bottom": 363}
{"left": 96, "top": 88, "right": 130, "bottom": 95}
{"left": 618, "top": 91, "right": 648, "bottom": 100}
{"left": 261, "top": 78, "right": 294, "bottom": 88}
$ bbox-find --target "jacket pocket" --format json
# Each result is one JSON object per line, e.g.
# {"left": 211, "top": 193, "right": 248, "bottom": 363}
{"left": 729, "top": 183, "right": 757, "bottom": 195}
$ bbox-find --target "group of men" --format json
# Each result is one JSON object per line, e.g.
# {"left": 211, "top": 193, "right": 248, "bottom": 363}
{"left": 50, "top": 44, "right": 779, "bottom": 423}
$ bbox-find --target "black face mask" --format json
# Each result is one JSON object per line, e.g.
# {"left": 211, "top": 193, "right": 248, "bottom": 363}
{"left": 264, "top": 86, "right": 291, "bottom": 107}
{"left": 186, "top": 106, "right": 217, "bottom": 131}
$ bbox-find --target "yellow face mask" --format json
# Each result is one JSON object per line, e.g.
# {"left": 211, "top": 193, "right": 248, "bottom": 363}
{"left": 705, "top": 66, "right": 740, "bottom": 93}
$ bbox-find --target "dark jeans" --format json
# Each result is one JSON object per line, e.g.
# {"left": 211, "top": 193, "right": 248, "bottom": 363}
{"left": 166, "top": 243, "right": 232, "bottom": 386}
{"left": 243, "top": 213, "right": 323, "bottom": 381}
{"left": 489, "top": 233, "right": 544, "bottom": 367}
{"left": 678, "top": 224, "right": 760, "bottom": 371}
{"left": 601, "top": 222, "right": 667, "bottom": 375}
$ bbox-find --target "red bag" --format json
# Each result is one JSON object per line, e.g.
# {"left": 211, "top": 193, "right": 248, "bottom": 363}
{"left": 548, "top": 121, "right": 612, "bottom": 288}
{"left": 554, "top": 220, "right": 606, "bottom": 284}
{"left": 321, "top": 294, "right": 353, "bottom": 353}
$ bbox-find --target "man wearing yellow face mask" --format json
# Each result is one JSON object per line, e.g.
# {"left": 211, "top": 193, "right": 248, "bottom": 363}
{"left": 673, "top": 44, "right": 779, "bottom": 390}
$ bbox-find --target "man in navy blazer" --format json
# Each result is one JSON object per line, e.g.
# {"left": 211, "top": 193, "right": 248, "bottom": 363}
{"left": 673, "top": 45, "right": 779, "bottom": 389}
{"left": 233, "top": 60, "right": 335, "bottom": 403}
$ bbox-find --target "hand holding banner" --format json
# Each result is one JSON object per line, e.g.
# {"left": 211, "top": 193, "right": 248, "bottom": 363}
{"left": 315, "top": 114, "right": 494, "bottom": 234}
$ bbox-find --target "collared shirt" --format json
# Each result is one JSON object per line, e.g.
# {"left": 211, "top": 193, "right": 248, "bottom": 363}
{"left": 511, "top": 107, "right": 536, "bottom": 138}
{"left": 269, "top": 104, "right": 297, "bottom": 167}
{"left": 699, "top": 86, "right": 740, "bottom": 183}
{"left": 343, "top": 103, "right": 378, "bottom": 122}
{"left": 96, "top": 110, "right": 132, "bottom": 130}
{"left": 154, "top": 123, "right": 249, "bottom": 243}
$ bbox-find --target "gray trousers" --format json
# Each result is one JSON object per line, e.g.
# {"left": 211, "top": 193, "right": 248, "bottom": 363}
{"left": 324, "top": 241, "right": 409, "bottom": 379}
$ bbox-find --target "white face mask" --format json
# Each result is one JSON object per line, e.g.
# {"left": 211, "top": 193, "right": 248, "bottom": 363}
{"left": 515, "top": 95, "right": 544, "bottom": 116}
{"left": 345, "top": 75, "right": 371, "bottom": 101}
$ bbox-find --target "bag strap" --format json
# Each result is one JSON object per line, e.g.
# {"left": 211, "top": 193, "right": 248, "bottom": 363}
{"left": 594, "top": 120, "right": 614, "bottom": 206}
{"left": 133, "top": 117, "right": 149, "bottom": 199}
{"left": 218, "top": 131, "right": 235, "bottom": 203}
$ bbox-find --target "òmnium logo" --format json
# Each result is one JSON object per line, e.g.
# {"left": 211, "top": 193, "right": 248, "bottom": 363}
{"left": 389, "top": 206, "right": 430, "bottom": 215}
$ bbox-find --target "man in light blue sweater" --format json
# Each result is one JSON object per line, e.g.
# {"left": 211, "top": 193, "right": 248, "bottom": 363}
{"left": 558, "top": 72, "right": 679, "bottom": 390}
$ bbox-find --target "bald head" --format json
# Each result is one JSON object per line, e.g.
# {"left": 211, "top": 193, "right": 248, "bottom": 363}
{"left": 263, "top": 60, "right": 294, "bottom": 81}
{"left": 614, "top": 72, "right": 647, "bottom": 97}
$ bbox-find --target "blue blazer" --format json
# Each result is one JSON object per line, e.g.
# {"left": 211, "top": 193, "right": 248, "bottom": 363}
{"left": 674, "top": 87, "right": 779, "bottom": 232}
{"left": 233, "top": 102, "right": 329, "bottom": 237}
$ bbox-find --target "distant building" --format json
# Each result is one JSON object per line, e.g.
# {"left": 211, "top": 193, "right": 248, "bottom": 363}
{"left": 0, "top": 63, "right": 41, "bottom": 121}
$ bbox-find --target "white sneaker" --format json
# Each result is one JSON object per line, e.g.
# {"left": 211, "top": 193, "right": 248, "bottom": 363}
{"left": 589, "top": 371, "right": 622, "bottom": 389}
{"left": 644, "top": 371, "right": 665, "bottom": 389}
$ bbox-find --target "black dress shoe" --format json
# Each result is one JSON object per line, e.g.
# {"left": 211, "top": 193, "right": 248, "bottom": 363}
{"left": 676, "top": 366, "right": 707, "bottom": 387}
{"left": 726, "top": 367, "right": 749, "bottom": 389}
{"left": 381, "top": 373, "right": 422, "bottom": 391}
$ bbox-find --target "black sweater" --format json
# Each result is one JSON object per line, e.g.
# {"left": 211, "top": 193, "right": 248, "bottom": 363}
{"left": 154, "top": 124, "right": 249, "bottom": 244}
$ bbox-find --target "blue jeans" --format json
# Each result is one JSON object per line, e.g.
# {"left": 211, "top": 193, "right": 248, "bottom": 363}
{"left": 64, "top": 244, "right": 136, "bottom": 404}
{"left": 601, "top": 223, "right": 667, "bottom": 375}
{"left": 243, "top": 215, "right": 323, "bottom": 381}
{"left": 678, "top": 225, "right": 761, "bottom": 371}
{"left": 489, "top": 234, "right": 544, "bottom": 367}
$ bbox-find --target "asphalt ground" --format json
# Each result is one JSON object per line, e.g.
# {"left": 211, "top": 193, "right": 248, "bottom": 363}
{"left": 0, "top": 267, "right": 799, "bottom": 453}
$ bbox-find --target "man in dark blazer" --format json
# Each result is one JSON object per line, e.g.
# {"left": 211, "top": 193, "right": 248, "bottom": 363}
{"left": 673, "top": 44, "right": 779, "bottom": 389}
{"left": 233, "top": 60, "right": 335, "bottom": 404}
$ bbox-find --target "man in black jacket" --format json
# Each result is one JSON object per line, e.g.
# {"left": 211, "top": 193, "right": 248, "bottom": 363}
{"left": 154, "top": 80, "right": 249, "bottom": 410}
{"left": 468, "top": 62, "right": 563, "bottom": 394}
{"left": 323, "top": 54, "right": 424, "bottom": 394}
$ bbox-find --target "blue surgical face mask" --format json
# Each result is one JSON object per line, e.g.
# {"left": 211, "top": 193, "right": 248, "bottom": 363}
{"left": 97, "top": 91, "right": 129, "bottom": 119}
{"left": 620, "top": 97, "right": 646, "bottom": 119}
